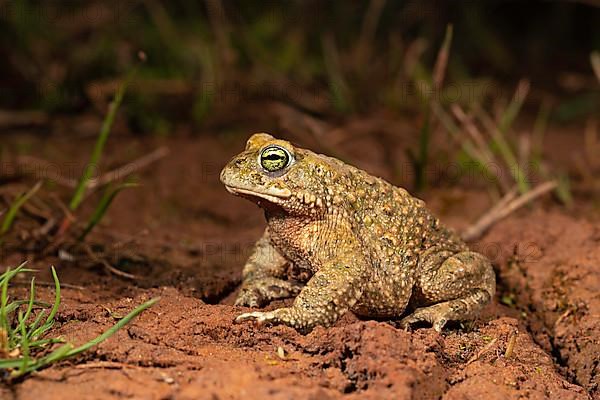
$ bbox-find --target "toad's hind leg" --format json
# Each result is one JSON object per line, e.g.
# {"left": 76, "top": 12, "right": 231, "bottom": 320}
{"left": 400, "top": 250, "right": 495, "bottom": 332}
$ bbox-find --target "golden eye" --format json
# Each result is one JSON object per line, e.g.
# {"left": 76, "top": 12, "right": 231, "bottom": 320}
{"left": 260, "top": 146, "right": 291, "bottom": 172}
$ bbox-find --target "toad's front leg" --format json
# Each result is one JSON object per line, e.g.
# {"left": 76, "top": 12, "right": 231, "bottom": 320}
{"left": 235, "top": 239, "right": 368, "bottom": 333}
{"left": 235, "top": 229, "right": 303, "bottom": 308}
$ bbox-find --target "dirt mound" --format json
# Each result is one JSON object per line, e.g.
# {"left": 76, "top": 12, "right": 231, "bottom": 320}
{"left": 2, "top": 285, "right": 586, "bottom": 399}
{"left": 481, "top": 208, "right": 600, "bottom": 398}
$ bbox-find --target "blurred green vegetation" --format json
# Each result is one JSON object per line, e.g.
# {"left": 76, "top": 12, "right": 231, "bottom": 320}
{"left": 0, "top": 0, "right": 598, "bottom": 132}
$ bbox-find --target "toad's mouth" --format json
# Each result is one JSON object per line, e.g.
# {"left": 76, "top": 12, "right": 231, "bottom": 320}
{"left": 225, "top": 185, "right": 291, "bottom": 204}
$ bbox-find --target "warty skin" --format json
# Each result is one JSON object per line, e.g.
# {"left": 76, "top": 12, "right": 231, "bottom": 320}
{"left": 220, "top": 133, "right": 496, "bottom": 333}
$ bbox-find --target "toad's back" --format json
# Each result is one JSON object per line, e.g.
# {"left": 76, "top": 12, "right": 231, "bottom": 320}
{"left": 322, "top": 163, "right": 468, "bottom": 317}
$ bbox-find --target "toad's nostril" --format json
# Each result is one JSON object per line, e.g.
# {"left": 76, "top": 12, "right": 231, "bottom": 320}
{"left": 235, "top": 159, "right": 244, "bottom": 166}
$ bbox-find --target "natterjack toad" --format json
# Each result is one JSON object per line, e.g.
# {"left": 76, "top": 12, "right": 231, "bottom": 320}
{"left": 220, "top": 133, "right": 495, "bottom": 333}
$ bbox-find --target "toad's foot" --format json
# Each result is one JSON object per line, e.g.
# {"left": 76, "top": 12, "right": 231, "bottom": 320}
{"left": 235, "top": 278, "right": 303, "bottom": 308}
{"left": 234, "top": 306, "right": 332, "bottom": 334}
{"left": 234, "top": 308, "right": 291, "bottom": 328}
{"left": 399, "top": 289, "right": 492, "bottom": 332}
{"left": 399, "top": 304, "right": 451, "bottom": 332}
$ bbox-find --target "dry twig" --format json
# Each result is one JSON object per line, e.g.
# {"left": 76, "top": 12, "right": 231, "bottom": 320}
{"left": 450, "top": 104, "right": 511, "bottom": 192}
{"left": 14, "top": 147, "right": 169, "bottom": 190}
{"left": 13, "top": 279, "right": 85, "bottom": 290}
{"left": 83, "top": 243, "right": 139, "bottom": 280}
{"left": 74, "top": 361, "right": 132, "bottom": 370}
{"left": 88, "top": 146, "right": 169, "bottom": 189}
{"left": 462, "top": 180, "right": 558, "bottom": 241}
{"left": 467, "top": 337, "right": 498, "bottom": 365}
{"left": 504, "top": 331, "right": 518, "bottom": 358}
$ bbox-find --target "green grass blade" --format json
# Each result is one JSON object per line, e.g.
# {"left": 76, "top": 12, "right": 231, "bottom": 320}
{"left": 4, "top": 300, "right": 51, "bottom": 315}
{"left": 499, "top": 80, "right": 529, "bottom": 134}
{"left": 1, "top": 267, "right": 157, "bottom": 379}
{"left": 30, "top": 267, "right": 60, "bottom": 339}
{"left": 555, "top": 172, "right": 573, "bottom": 207}
{"left": 490, "top": 80, "right": 532, "bottom": 194}
{"left": 431, "top": 103, "right": 495, "bottom": 181}
{"left": 0, "top": 182, "right": 42, "bottom": 240}
{"left": 79, "top": 182, "right": 139, "bottom": 240}
{"left": 1, "top": 267, "right": 11, "bottom": 346}
{"left": 45, "top": 267, "right": 60, "bottom": 325}
{"left": 37, "top": 343, "right": 74, "bottom": 366}
{"left": 493, "top": 131, "right": 530, "bottom": 194}
{"left": 0, "top": 263, "right": 34, "bottom": 286}
{"left": 22, "top": 278, "right": 36, "bottom": 324}
{"left": 26, "top": 310, "right": 47, "bottom": 340}
{"left": 0, "top": 359, "right": 23, "bottom": 369}
{"left": 69, "top": 71, "right": 135, "bottom": 211}
{"left": 531, "top": 100, "right": 551, "bottom": 166}
{"left": 18, "top": 311, "right": 30, "bottom": 374}
{"left": 11, "top": 297, "right": 159, "bottom": 377}
{"left": 20, "top": 343, "right": 74, "bottom": 376}
{"left": 475, "top": 104, "right": 531, "bottom": 194}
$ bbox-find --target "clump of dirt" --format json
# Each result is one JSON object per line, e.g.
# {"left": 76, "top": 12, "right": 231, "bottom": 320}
{"left": 481, "top": 209, "right": 600, "bottom": 397}
{"left": 2, "top": 286, "right": 588, "bottom": 399}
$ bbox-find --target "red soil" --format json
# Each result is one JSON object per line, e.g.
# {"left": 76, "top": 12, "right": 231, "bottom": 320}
{"left": 0, "top": 120, "right": 598, "bottom": 399}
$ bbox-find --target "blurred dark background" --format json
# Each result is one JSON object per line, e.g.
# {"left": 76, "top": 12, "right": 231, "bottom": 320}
{"left": 0, "top": 0, "right": 598, "bottom": 134}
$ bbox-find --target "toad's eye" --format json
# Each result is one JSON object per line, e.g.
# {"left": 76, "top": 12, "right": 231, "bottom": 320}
{"left": 260, "top": 146, "right": 291, "bottom": 172}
